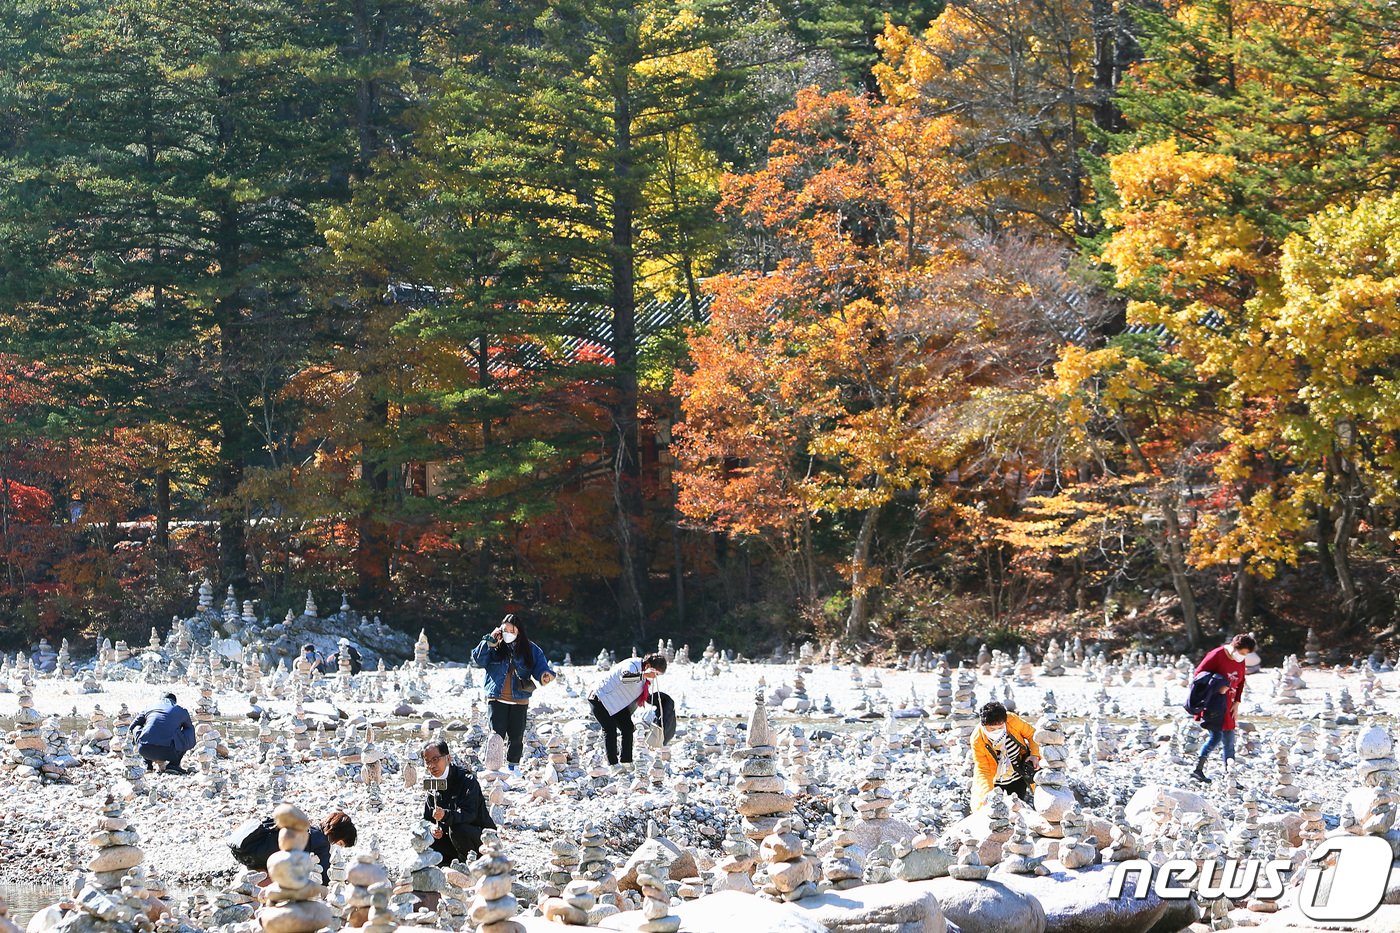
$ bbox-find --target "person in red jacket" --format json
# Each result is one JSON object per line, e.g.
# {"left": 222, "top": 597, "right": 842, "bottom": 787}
{"left": 1191, "top": 633, "right": 1256, "bottom": 783}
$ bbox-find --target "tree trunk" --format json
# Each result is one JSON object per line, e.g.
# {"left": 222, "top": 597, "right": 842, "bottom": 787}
{"left": 215, "top": 399, "right": 248, "bottom": 590}
{"left": 1161, "top": 501, "right": 1201, "bottom": 650}
{"left": 1331, "top": 499, "right": 1358, "bottom": 614}
{"left": 610, "top": 72, "right": 646, "bottom": 637}
{"left": 476, "top": 333, "right": 493, "bottom": 603}
{"left": 843, "top": 505, "right": 881, "bottom": 642}
{"left": 671, "top": 508, "right": 685, "bottom": 627}
{"left": 212, "top": 45, "right": 246, "bottom": 591}
{"left": 154, "top": 468, "right": 170, "bottom": 552}
{"left": 1314, "top": 502, "right": 1337, "bottom": 585}
{"left": 1234, "top": 562, "right": 1256, "bottom": 631}
{"left": 355, "top": 394, "right": 392, "bottom": 609}
{"left": 1118, "top": 421, "right": 1201, "bottom": 649}
{"left": 1090, "top": 0, "right": 1123, "bottom": 133}
{"left": 0, "top": 465, "right": 12, "bottom": 591}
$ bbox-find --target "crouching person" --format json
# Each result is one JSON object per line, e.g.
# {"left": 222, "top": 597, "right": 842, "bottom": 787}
{"left": 421, "top": 740, "right": 495, "bottom": 864}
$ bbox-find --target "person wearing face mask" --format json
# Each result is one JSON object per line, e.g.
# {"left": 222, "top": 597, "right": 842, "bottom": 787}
{"left": 1191, "top": 633, "right": 1256, "bottom": 782}
{"left": 420, "top": 740, "right": 495, "bottom": 863}
{"left": 472, "top": 613, "right": 555, "bottom": 773}
{"left": 970, "top": 701, "right": 1040, "bottom": 810}
{"left": 588, "top": 653, "right": 668, "bottom": 769}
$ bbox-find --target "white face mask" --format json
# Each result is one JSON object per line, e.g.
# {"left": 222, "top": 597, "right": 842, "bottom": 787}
{"left": 502, "top": 632, "right": 518, "bottom": 644}
{"left": 984, "top": 726, "right": 1006, "bottom": 739}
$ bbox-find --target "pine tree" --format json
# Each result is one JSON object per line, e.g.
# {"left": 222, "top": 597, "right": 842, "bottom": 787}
{"left": 0, "top": 0, "right": 345, "bottom": 587}
{"left": 395, "top": 0, "right": 748, "bottom": 634}
{"left": 777, "top": 0, "right": 943, "bottom": 92}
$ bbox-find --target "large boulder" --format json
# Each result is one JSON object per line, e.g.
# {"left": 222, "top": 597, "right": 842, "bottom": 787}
{"left": 786, "top": 879, "right": 946, "bottom": 933}
{"left": 999, "top": 864, "right": 1169, "bottom": 933}
{"left": 893, "top": 846, "right": 956, "bottom": 882}
{"left": 1034, "top": 786, "right": 1077, "bottom": 823}
{"left": 847, "top": 817, "right": 919, "bottom": 856}
{"left": 1124, "top": 784, "right": 1219, "bottom": 833}
{"left": 915, "top": 878, "right": 1046, "bottom": 933}
{"left": 1146, "top": 896, "right": 1199, "bottom": 933}
{"left": 618, "top": 837, "right": 699, "bottom": 892}
{"left": 594, "top": 891, "right": 827, "bottom": 933}
{"left": 1236, "top": 904, "right": 1400, "bottom": 932}
{"left": 1258, "top": 812, "right": 1304, "bottom": 848}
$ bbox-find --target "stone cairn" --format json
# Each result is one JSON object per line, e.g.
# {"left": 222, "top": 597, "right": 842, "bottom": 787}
{"left": 1014, "top": 646, "right": 1036, "bottom": 686}
{"left": 1304, "top": 629, "right": 1322, "bottom": 667}
{"left": 82, "top": 707, "right": 114, "bottom": 755}
{"left": 4, "top": 684, "right": 45, "bottom": 785}
{"left": 1297, "top": 797, "right": 1326, "bottom": 848}
{"left": 781, "top": 674, "right": 811, "bottom": 713}
{"left": 1357, "top": 722, "right": 1399, "bottom": 787}
{"left": 541, "top": 881, "right": 595, "bottom": 926}
{"left": 711, "top": 824, "right": 758, "bottom": 894}
{"left": 1032, "top": 714, "right": 1073, "bottom": 824}
{"left": 976, "top": 788, "right": 1013, "bottom": 865}
{"left": 932, "top": 661, "right": 953, "bottom": 720}
{"left": 947, "top": 838, "right": 990, "bottom": 881}
{"left": 256, "top": 803, "right": 333, "bottom": 933}
{"left": 468, "top": 830, "right": 523, "bottom": 933}
{"left": 855, "top": 755, "right": 894, "bottom": 821}
{"left": 996, "top": 821, "right": 1048, "bottom": 876}
{"left": 407, "top": 820, "right": 445, "bottom": 897}
{"left": 1041, "top": 640, "right": 1066, "bottom": 676}
{"left": 544, "top": 838, "right": 581, "bottom": 896}
{"left": 87, "top": 793, "right": 145, "bottom": 888}
{"left": 736, "top": 693, "right": 793, "bottom": 840}
{"left": 1272, "top": 741, "right": 1299, "bottom": 801}
{"left": 756, "top": 817, "right": 818, "bottom": 903}
{"left": 1055, "top": 804, "right": 1097, "bottom": 869}
{"left": 577, "top": 821, "right": 619, "bottom": 921}
{"left": 211, "top": 873, "right": 265, "bottom": 925}
{"left": 634, "top": 854, "right": 681, "bottom": 932}
{"left": 949, "top": 669, "right": 979, "bottom": 742}
{"left": 1274, "top": 655, "right": 1304, "bottom": 704}
{"left": 415, "top": 630, "right": 431, "bottom": 669}
{"left": 819, "top": 830, "right": 862, "bottom": 891}
{"left": 1102, "top": 805, "right": 1140, "bottom": 862}
{"left": 343, "top": 850, "right": 391, "bottom": 928}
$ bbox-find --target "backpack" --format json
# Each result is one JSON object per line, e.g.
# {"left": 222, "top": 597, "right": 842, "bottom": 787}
{"left": 227, "top": 816, "right": 276, "bottom": 870}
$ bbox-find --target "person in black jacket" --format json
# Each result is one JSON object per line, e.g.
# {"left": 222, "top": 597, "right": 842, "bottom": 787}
{"left": 234, "top": 811, "right": 357, "bottom": 884}
{"left": 421, "top": 740, "right": 495, "bottom": 864}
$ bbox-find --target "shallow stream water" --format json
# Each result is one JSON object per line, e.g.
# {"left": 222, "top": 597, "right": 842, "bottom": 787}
{"left": 1, "top": 882, "right": 68, "bottom": 927}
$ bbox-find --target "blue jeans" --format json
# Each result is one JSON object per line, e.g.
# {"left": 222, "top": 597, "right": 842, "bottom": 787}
{"left": 1198, "top": 728, "right": 1235, "bottom": 765}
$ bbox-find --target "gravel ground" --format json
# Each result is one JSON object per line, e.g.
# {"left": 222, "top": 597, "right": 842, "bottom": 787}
{"left": 1, "top": 652, "right": 1397, "bottom": 909}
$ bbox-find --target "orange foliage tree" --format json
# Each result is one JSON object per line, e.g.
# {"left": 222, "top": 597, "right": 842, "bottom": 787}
{"left": 676, "top": 87, "right": 1101, "bottom": 639}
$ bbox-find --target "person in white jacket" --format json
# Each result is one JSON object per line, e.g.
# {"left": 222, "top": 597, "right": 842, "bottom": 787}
{"left": 588, "top": 653, "right": 667, "bottom": 765}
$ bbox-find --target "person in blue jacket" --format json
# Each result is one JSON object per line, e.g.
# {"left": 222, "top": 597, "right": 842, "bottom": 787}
{"left": 471, "top": 614, "right": 554, "bottom": 771}
{"left": 131, "top": 692, "right": 196, "bottom": 774}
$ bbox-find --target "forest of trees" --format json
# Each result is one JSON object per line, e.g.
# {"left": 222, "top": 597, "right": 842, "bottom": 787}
{"left": 2, "top": 0, "right": 1399, "bottom": 658}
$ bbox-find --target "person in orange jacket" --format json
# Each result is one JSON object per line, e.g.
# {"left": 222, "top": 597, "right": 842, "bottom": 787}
{"left": 970, "top": 701, "right": 1040, "bottom": 809}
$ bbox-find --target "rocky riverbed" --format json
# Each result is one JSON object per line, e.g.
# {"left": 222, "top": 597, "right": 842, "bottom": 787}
{"left": 1, "top": 622, "right": 1398, "bottom": 933}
